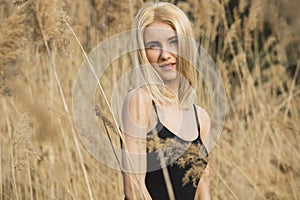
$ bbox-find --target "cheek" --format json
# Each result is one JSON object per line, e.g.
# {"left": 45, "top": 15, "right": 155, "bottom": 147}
{"left": 146, "top": 50, "right": 160, "bottom": 63}
{"left": 170, "top": 46, "right": 178, "bottom": 56}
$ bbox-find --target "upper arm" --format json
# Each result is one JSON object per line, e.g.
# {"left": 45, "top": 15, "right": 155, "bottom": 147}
{"left": 194, "top": 164, "right": 210, "bottom": 200}
{"left": 122, "top": 88, "right": 152, "bottom": 139}
{"left": 121, "top": 89, "right": 154, "bottom": 199}
{"left": 121, "top": 88, "right": 152, "bottom": 171}
{"left": 195, "top": 106, "right": 211, "bottom": 199}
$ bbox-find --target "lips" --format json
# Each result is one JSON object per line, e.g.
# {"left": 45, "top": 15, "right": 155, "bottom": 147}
{"left": 158, "top": 62, "right": 176, "bottom": 70}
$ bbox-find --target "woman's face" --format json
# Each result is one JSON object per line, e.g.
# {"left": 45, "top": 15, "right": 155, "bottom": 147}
{"left": 143, "top": 22, "right": 178, "bottom": 82}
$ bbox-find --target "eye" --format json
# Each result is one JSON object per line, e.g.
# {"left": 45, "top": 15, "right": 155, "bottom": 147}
{"left": 145, "top": 42, "right": 161, "bottom": 50}
{"left": 170, "top": 39, "right": 178, "bottom": 46}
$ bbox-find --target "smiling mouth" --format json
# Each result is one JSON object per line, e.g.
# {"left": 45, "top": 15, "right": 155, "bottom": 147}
{"left": 158, "top": 63, "right": 176, "bottom": 70}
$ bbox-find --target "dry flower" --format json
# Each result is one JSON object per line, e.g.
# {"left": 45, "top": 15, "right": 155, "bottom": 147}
{"left": 147, "top": 133, "right": 208, "bottom": 186}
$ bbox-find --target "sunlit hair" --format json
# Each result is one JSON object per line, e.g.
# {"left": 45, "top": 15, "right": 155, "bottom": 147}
{"left": 131, "top": 1, "right": 199, "bottom": 108}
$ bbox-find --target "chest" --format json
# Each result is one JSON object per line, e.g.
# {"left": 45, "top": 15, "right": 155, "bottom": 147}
{"left": 149, "top": 104, "right": 199, "bottom": 141}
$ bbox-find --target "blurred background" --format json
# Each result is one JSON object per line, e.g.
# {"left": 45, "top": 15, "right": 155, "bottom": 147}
{"left": 0, "top": 0, "right": 299, "bottom": 199}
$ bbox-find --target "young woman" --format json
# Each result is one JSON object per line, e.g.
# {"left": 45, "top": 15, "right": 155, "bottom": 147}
{"left": 121, "top": 2, "right": 211, "bottom": 200}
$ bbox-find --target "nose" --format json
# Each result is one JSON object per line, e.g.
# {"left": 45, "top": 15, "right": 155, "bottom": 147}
{"left": 160, "top": 47, "right": 171, "bottom": 60}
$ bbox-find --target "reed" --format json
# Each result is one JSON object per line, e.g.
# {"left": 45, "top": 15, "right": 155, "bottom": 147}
{"left": 0, "top": 0, "right": 299, "bottom": 199}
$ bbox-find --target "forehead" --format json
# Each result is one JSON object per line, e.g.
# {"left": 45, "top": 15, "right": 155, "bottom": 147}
{"left": 143, "top": 22, "right": 176, "bottom": 42}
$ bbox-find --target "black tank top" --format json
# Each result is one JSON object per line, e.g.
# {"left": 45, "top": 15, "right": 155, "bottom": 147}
{"left": 145, "top": 101, "right": 208, "bottom": 200}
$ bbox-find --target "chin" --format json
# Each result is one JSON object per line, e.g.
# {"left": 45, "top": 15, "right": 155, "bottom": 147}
{"left": 161, "top": 72, "right": 178, "bottom": 82}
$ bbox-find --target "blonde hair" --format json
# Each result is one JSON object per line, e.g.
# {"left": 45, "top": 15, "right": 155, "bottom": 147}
{"left": 131, "top": 2, "right": 198, "bottom": 108}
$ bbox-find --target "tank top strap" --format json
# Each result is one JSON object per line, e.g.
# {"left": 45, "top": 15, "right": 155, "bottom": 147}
{"left": 193, "top": 104, "right": 203, "bottom": 145}
{"left": 152, "top": 100, "right": 161, "bottom": 123}
{"left": 193, "top": 105, "right": 209, "bottom": 156}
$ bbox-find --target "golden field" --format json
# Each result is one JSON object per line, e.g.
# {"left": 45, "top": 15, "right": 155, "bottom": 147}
{"left": 0, "top": 0, "right": 299, "bottom": 199}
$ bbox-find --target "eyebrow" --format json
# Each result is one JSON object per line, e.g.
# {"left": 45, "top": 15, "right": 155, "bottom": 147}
{"left": 145, "top": 41, "right": 159, "bottom": 45}
{"left": 167, "top": 36, "right": 178, "bottom": 41}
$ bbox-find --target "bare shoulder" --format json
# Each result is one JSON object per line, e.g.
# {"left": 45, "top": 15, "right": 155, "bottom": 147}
{"left": 194, "top": 105, "right": 211, "bottom": 145}
{"left": 126, "top": 87, "right": 152, "bottom": 110}
{"left": 122, "top": 87, "right": 153, "bottom": 132}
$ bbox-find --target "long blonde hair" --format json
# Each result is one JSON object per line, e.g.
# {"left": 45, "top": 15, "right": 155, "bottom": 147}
{"left": 131, "top": 2, "right": 199, "bottom": 108}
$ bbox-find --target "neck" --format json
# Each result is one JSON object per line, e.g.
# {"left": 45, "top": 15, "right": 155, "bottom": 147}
{"left": 164, "top": 78, "right": 179, "bottom": 99}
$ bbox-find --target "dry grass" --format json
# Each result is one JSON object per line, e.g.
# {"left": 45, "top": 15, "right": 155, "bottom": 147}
{"left": 0, "top": 0, "right": 299, "bottom": 199}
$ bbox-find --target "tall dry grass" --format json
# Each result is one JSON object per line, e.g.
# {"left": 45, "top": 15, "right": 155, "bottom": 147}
{"left": 0, "top": 0, "right": 299, "bottom": 199}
